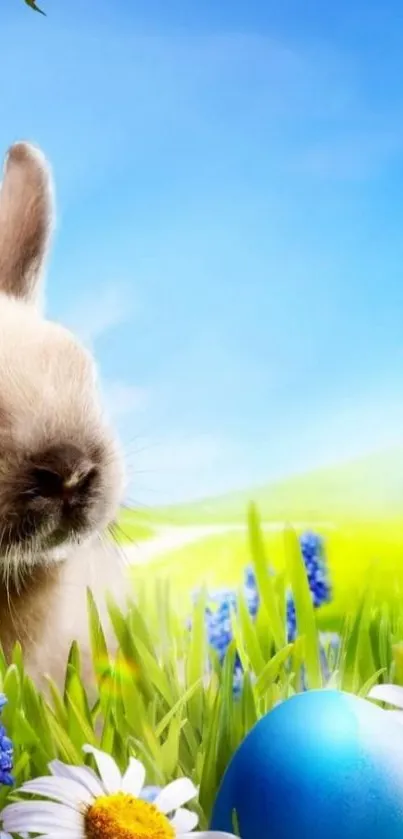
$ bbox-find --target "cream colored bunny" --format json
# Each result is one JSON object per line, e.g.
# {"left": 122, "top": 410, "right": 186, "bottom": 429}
{"left": 0, "top": 142, "right": 126, "bottom": 687}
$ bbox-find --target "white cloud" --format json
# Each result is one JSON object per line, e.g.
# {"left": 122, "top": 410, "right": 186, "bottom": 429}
{"left": 124, "top": 433, "right": 234, "bottom": 504}
{"left": 120, "top": 376, "right": 403, "bottom": 506}
{"left": 134, "top": 434, "right": 222, "bottom": 473}
{"left": 122, "top": 433, "right": 276, "bottom": 506}
{"left": 102, "top": 380, "right": 148, "bottom": 422}
{"left": 63, "top": 282, "right": 136, "bottom": 347}
{"left": 294, "top": 385, "right": 403, "bottom": 468}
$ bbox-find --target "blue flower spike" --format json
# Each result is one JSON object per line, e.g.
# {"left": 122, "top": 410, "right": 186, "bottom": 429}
{"left": 198, "top": 531, "right": 333, "bottom": 693}
{"left": 0, "top": 695, "right": 13, "bottom": 787}
{"left": 287, "top": 531, "right": 331, "bottom": 642}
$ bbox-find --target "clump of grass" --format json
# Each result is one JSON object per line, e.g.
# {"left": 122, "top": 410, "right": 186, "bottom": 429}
{"left": 0, "top": 504, "right": 400, "bottom": 825}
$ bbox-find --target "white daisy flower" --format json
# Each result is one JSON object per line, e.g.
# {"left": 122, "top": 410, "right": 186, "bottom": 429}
{"left": 1, "top": 745, "right": 237, "bottom": 839}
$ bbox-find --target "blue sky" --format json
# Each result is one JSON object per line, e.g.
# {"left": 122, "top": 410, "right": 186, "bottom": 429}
{"left": 2, "top": 0, "right": 403, "bottom": 503}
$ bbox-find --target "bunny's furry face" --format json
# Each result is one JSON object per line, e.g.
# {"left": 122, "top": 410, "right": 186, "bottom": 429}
{"left": 0, "top": 143, "right": 123, "bottom": 571}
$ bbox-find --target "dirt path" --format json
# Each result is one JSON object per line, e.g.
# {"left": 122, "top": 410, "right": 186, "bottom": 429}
{"left": 122, "top": 521, "right": 333, "bottom": 566}
{"left": 122, "top": 524, "right": 244, "bottom": 565}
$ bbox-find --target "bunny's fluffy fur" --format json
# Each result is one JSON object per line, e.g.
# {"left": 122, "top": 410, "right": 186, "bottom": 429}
{"left": 0, "top": 142, "right": 126, "bottom": 688}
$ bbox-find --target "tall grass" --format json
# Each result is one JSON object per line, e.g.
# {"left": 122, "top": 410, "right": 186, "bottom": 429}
{"left": 0, "top": 504, "right": 400, "bottom": 826}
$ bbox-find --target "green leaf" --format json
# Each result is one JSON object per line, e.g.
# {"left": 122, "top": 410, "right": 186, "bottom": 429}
{"left": 255, "top": 643, "right": 294, "bottom": 698}
{"left": 340, "top": 589, "right": 376, "bottom": 693}
{"left": 107, "top": 595, "right": 154, "bottom": 701}
{"left": 198, "top": 692, "right": 221, "bottom": 817}
{"left": 2, "top": 665, "right": 21, "bottom": 728}
{"left": 44, "top": 709, "right": 82, "bottom": 764}
{"left": 358, "top": 668, "right": 387, "bottom": 698}
{"left": 232, "top": 809, "right": 241, "bottom": 838}
{"left": 24, "top": 0, "right": 46, "bottom": 14}
{"left": 64, "top": 663, "right": 93, "bottom": 729}
{"left": 45, "top": 677, "right": 69, "bottom": 727}
{"left": 22, "top": 678, "right": 54, "bottom": 756}
{"left": 236, "top": 592, "right": 266, "bottom": 674}
{"left": 241, "top": 671, "right": 259, "bottom": 732}
{"left": 132, "top": 636, "right": 175, "bottom": 707}
{"left": 128, "top": 598, "right": 156, "bottom": 656}
{"left": 160, "top": 716, "right": 182, "bottom": 777}
{"left": 87, "top": 589, "right": 111, "bottom": 688}
{"left": 155, "top": 678, "right": 203, "bottom": 739}
{"left": 284, "top": 525, "right": 322, "bottom": 689}
{"left": 11, "top": 643, "right": 24, "bottom": 675}
{"left": 247, "top": 504, "right": 285, "bottom": 650}
{"left": 392, "top": 642, "right": 403, "bottom": 685}
{"left": 186, "top": 589, "right": 207, "bottom": 733}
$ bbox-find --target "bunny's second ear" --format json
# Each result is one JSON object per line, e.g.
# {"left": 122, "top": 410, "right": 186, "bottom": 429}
{"left": 0, "top": 142, "right": 54, "bottom": 305}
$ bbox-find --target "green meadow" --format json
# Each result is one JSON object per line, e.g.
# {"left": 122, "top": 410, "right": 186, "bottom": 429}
{"left": 1, "top": 511, "right": 397, "bottom": 824}
{"left": 3, "top": 450, "right": 403, "bottom": 822}
{"left": 114, "top": 507, "right": 155, "bottom": 543}
{"left": 137, "top": 445, "right": 403, "bottom": 525}
{"left": 120, "top": 445, "right": 403, "bottom": 631}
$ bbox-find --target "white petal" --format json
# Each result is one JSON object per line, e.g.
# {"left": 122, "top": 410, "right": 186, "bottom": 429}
{"left": 368, "top": 684, "right": 403, "bottom": 708}
{"left": 49, "top": 759, "right": 105, "bottom": 797}
{"left": 180, "top": 834, "right": 238, "bottom": 838}
{"left": 170, "top": 807, "right": 199, "bottom": 831}
{"left": 2, "top": 801, "right": 82, "bottom": 834}
{"left": 17, "top": 776, "right": 94, "bottom": 808}
{"left": 155, "top": 778, "right": 198, "bottom": 814}
{"left": 31, "top": 834, "right": 82, "bottom": 839}
{"left": 121, "top": 757, "right": 146, "bottom": 795}
{"left": 34, "top": 835, "right": 83, "bottom": 839}
{"left": 82, "top": 745, "right": 122, "bottom": 794}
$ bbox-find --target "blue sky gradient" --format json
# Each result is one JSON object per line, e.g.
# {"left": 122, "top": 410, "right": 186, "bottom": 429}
{"left": 2, "top": 0, "right": 403, "bottom": 502}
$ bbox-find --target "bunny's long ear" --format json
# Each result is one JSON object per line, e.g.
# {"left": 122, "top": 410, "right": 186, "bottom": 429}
{"left": 0, "top": 142, "right": 54, "bottom": 305}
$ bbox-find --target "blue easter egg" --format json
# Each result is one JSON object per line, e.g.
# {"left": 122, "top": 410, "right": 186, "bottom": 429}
{"left": 210, "top": 690, "right": 403, "bottom": 839}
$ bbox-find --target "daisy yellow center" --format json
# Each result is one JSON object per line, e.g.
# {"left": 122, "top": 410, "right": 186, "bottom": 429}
{"left": 84, "top": 793, "right": 175, "bottom": 839}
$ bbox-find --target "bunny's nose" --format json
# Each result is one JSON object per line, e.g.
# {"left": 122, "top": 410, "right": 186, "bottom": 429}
{"left": 30, "top": 444, "right": 98, "bottom": 503}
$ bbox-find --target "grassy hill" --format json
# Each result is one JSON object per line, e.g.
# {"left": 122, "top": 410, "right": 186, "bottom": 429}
{"left": 139, "top": 445, "right": 403, "bottom": 525}
{"left": 123, "top": 446, "right": 403, "bottom": 630}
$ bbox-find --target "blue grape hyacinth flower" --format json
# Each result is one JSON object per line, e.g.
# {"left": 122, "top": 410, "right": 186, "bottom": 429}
{"left": 0, "top": 695, "right": 13, "bottom": 786}
{"left": 286, "top": 531, "right": 331, "bottom": 642}
{"left": 197, "top": 531, "right": 333, "bottom": 694}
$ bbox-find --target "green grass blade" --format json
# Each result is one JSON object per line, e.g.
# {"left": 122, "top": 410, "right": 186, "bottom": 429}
{"left": 247, "top": 504, "right": 285, "bottom": 650}
{"left": 284, "top": 525, "right": 322, "bottom": 689}
{"left": 186, "top": 590, "right": 207, "bottom": 733}
{"left": 255, "top": 643, "right": 294, "bottom": 698}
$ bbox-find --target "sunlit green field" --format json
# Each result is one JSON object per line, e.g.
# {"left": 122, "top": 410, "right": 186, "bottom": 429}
{"left": 121, "top": 446, "right": 403, "bottom": 631}
{"left": 114, "top": 507, "right": 155, "bottom": 543}
{"left": 135, "top": 445, "right": 403, "bottom": 525}
{"left": 128, "top": 520, "right": 403, "bottom": 630}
